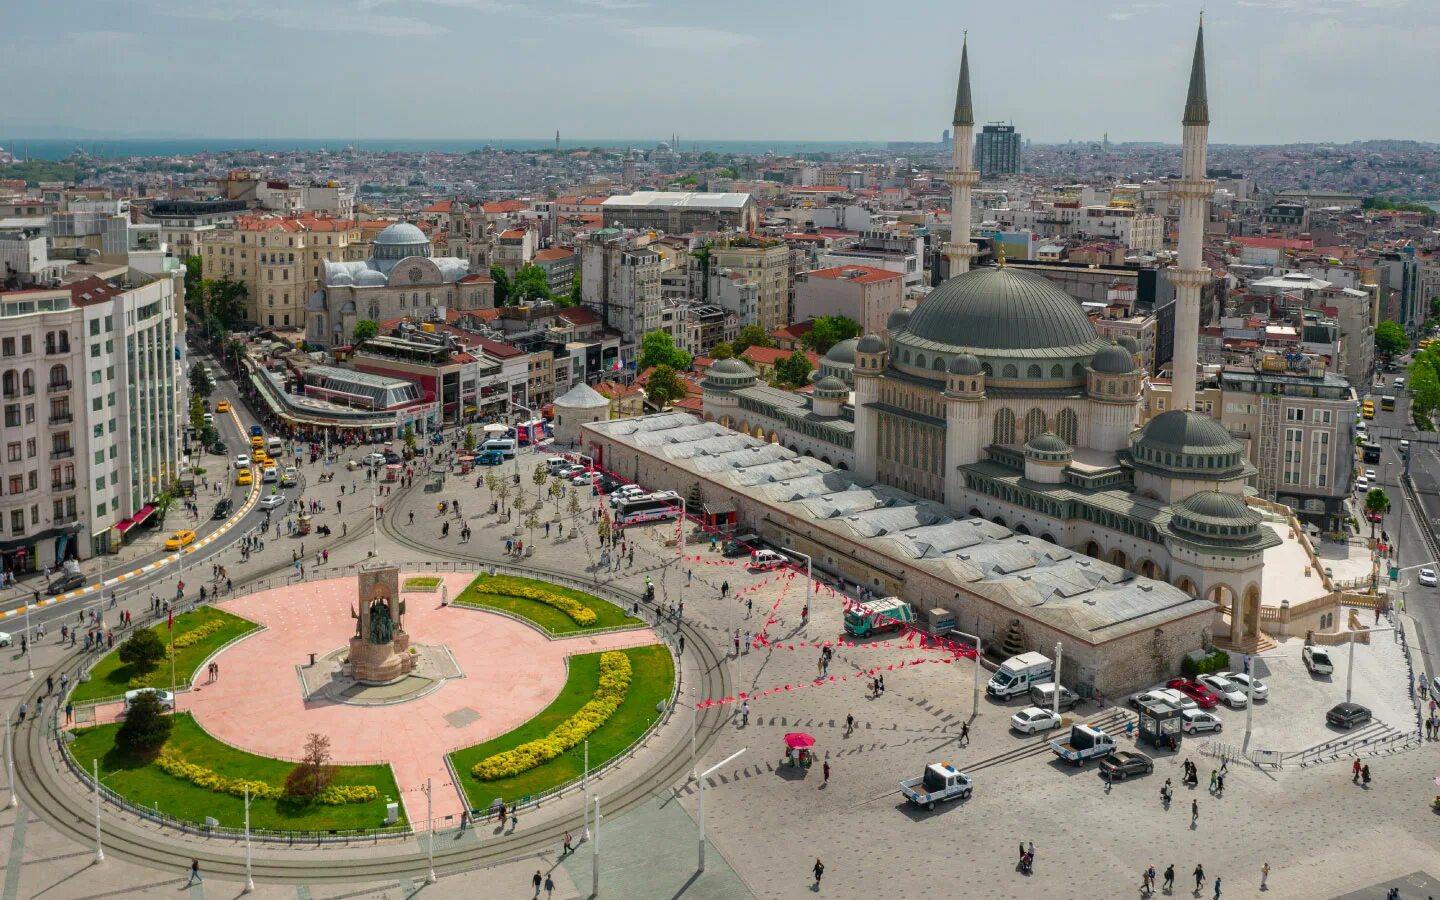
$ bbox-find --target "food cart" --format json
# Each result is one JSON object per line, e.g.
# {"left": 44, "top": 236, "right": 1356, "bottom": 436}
{"left": 297, "top": 514, "right": 312, "bottom": 536}
{"left": 384, "top": 463, "right": 402, "bottom": 483}
{"left": 783, "top": 732, "right": 816, "bottom": 769}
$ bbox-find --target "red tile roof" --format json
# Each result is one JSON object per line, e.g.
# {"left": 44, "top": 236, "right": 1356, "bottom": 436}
{"left": 459, "top": 274, "right": 495, "bottom": 284}
{"left": 68, "top": 276, "right": 122, "bottom": 306}
{"left": 533, "top": 248, "right": 574, "bottom": 261}
{"left": 422, "top": 200, "right": 453, "bottom": 213}
{"left": 595, "top": 380, "right": 643, "bottom": 399}
{"left": 557, "top": 308, "right": 599, "bottom": 326}
{"left": 483, "top": 200, "right": 529, "bottom": 214}
{"left": 742, "top": 346, "right": 820, "bottom": 367}
{"left": 1235, "top": 236, "right": 1315, "bottom": 251}
{"left": 771, "top": 321, "right": 813, "bottom": 341}
{"left": 803, "top": 264, "right": 902, "bottom": 285}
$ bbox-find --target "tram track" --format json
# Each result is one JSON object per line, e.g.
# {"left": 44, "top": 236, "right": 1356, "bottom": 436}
{"left": 11, "top": 481, "right": 731, "bottom": 884}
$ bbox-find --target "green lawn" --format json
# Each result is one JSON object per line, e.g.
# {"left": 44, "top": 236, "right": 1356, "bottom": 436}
{"left": 402, "top": 576, "right": 442, "bottom": 592}
{"left": 68, "top": 714, "right": 404, "bottom": 832}
{"left": 69, "top": 608, "right": 259, "bottom": 705}
{"left": 449, "top": 644, "right": 673, "bottom": 812}
{"left": 453, "top": 573, "right": 641, "bottom": 634}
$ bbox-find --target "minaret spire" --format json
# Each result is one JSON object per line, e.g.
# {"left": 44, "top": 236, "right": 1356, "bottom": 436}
{"left": 1168, "top": 14, "right": 1214, "bottom": 412}
{"left": 945, "top": 32, "right": 979, "bottom": 277}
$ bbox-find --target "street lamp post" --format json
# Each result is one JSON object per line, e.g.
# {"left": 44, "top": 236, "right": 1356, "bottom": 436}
{"left": 510, "top": 402, "right": 535, "bottom": 487}
{"left": 1052, "top": 642, "right": 1063, "bottom": 720}
{"left": 591, "top": 795, "right": 602, "bottom": 898}
{"left": 24, "top": 601, "right": 33, "bottom": 680}
{"left": 242, "top": 785, "right": 254, "bottom": 893}
{"left": 784, "top": 548, "right": 813, "bottom": 597}
{"left": 424, "top": 777, "right": 436, "bottom": 884}
{"left": 370, "top": 460, "right": 379, "bottom": 559}
{"left": 92, "top": 759, "right": 104, "bottom": 863}
{"left": 6, "top": 713, "right": 15, "bottom": 809}
{"left": 697, "top": 748, "right": 746, "bottom": 872}
{"left": 952, "top": 622, "right": 984, "bottom": 718}
{"left": 583, "top": 739, "right": 590, "bottom": 841}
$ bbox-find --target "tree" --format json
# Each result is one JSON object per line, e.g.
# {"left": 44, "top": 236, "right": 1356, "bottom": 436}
{"left": 490, "top": 265, "right": 512, "bottom": 306}
{"left": 567, "top": 489, "right": 582, "bottom": 534}
{"left": 464, "top": 425, "right": 477, "bottom": 452}
{"left": 203, "top": 277, "right": 248, "bottom": 328}
{"left": 115, "top": 689, "right": 173, "bottom": 756}
{"left": 549, "top": 477, "right": 564, "bottom": 518}
{"left": 734, "top": 324, "right": 773, "bottom": 354}
{"left": 566, "top": 272, "right": 582, "bottom": 307}
{"left": 510, "top": 264, "right": 552, "bottom": 305}
{"left": 597, "top": 515, "right": 613, "bottom": 547}
{"left": 773, "top": 351, "right": 814, "bottom": 388}
{"left": 523, "top": 509, "right": 541, "bottom": 548}
{"left": 801, "top": 315, "right": 862, "bottom": 354}
{"left": 531, "top": 463, "right": 549, "bottom": 508}
{"left": 352, "top": 320, "right": 379, "bottom": 344}
{"left": 1375, "top": 320, "right": 1408, "bottom": 358}
{"left": 184, "top": 256, "right": 205, "bottom": 317}
{"left": 1364, "top": 488, "right": 1391, "bottom": 538}
{"left": 710, "top": 341, "right": 735, "bottom": 360}
{"left": 495, "top": 478, "right": 512, "bottom": 515}
{"left": 188, "top": 361, "right": 212, "bottom": 400}
{"left": 645, "top": 364, "right": 688, "bottom": 408}
{"left": 188, "top": 394, "right": 206, "bottom": 436}
{"left": 154, "top": 488, "right": 177, "bottom": 528}
{"left": 639, "top": 330, "right": 692, "bottom": 371}
{"left": 402, "top": 425, "right": 416, "bottom": 452}
{"left": 118, "top": 629, "right": 168, "bottom": 674}
{"left": 285, "top": 732, "right": 336, "bottom": 799}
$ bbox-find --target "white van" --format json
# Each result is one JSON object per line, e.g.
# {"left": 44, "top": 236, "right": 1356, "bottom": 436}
{"left": 267, "top": 437, "right": 284, "bottom": 457}
{"left": 986, "top": 652, "right": 1055, "bottom": 700}
{"left": 545, "top": 457, "right": 571, "bottom": 475}
{"left": 482, "top": 438, "right": 516, "bottom": 458}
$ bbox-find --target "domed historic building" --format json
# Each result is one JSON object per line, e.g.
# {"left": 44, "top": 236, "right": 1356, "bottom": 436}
{"left": 305, "top": 222, "right": 494, "bottom": 349}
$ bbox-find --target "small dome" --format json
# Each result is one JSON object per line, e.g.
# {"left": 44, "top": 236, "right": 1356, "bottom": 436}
{"left": 824, "top": 338, "right": 859, "bottom": 365}
{"left": 374, "top": 222, "right": 428, "bottom": 245}
{"left": 554, "top": 382, "right": 610, "bottom": 410}
{"left": 1090, "top": 343, "right": 1136, "bottom": 374}
{"left": 857, "top": 334, "right": 885, "bottom": 354}
{"left": 1116, "top": 335, "right": 1141, "bottom": 353}
{"left": 709, "top": 358, "right": 753, "bottom": 376}
{"left": 885, "top": 307, "right": 913, "bottom": 333}
{"left": 1026, "top": 432, "right": 1071, "bottom": 455}
{"left": 1131, "top": 410, "right": 1250, "bottom": 480}
{"left": 1170, "top": 491, "right": 1263, "bottom": 542}
{"left": 1137, "top": 410, "right": 1237, "bottom": 453}
{"left": 701, "top": 358, "right": 758, "bottom": 391}
{"left": 949, "top": 353, "right": 983, "bottom": 376}
{"left": 813, "top": 375, "right": 848, "bottom": 397}
{"left": 329, "top": 271, "right": 354, "bottom": 286}
{"left": 355, "top": 269, "right": 388, "bottom": 287}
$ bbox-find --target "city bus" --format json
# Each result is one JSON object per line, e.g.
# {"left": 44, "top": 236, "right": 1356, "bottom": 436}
{"left": 1362, "top": 401, "right": 1375, "bottom": 420}
{"left": 614, "top": 491, "right": 683, "bottom": 526}
{"left": 1362, "top": 443, "right": 1382, "bottom": 464}
{"left": 1381, "top": 395, "right": 1396, "bottom": 412}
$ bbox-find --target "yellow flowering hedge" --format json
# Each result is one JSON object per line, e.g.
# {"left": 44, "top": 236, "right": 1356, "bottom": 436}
{"left": 480, "top": 576, "right": 598, "bottom": 627}
{"left": 471, "top": 651, "right": 631, "bottom": 780}
{"left": 172, "top": 619, "right": 226, "bottom": 650}
{"left": 155, "top": 750, "right": 379, "bottom": 805}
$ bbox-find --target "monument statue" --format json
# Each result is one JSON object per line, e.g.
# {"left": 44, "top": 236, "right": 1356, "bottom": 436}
{"left": 368, "top": 598, "right": 395, "bottom": 644}
{"left": 347, "top": 565, "right": 413, "bottom": 684}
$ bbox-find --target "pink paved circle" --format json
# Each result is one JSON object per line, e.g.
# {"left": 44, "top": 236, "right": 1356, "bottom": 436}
{"left": 147, "top": 572, "right": 656, "bottom": 819}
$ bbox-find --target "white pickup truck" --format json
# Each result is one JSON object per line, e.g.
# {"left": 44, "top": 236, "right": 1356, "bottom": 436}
{"left": 899, "top": 763, "right": 973, "bottom": 810}
{"left": 1049, "top": 723, "right": 1116, "bottom": 766}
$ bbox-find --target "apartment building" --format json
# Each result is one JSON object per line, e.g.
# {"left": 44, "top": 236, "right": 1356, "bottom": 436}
{"left": 200, "top": 214, "right": 362, "bottom": 328}
{"left": 710, "top": 237, "right": 791, "bottom": 332}
{"left": 793, "top": 265, "right": 905, "bottom": 335}
{"left": 0, "top": 263, "right": 182, "bottom": 571}
{"left": 140, "top": 199, "right": 247, "bottom": 264}
{"left": 598, "top": 192, "right": 758, "bottom": 234}
{"left": 578, "top": 229, "right": 663, "bottom": 348}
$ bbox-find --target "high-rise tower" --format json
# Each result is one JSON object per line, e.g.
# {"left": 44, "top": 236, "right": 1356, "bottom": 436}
{"left": 1168, "top": 18, "right": 1213, "bottom": 410}
{"left": 945, "top": 36, "right": 979, "bottom": 276}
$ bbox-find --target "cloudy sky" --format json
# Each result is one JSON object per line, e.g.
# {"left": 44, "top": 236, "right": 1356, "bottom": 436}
{"left": 2, "top": 0, "right": 1433, "bottom": 144}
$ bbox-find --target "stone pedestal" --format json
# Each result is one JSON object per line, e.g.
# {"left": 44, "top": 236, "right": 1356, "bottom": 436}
{"left": 350, "top": 564, "right": 416, "bottom": 685}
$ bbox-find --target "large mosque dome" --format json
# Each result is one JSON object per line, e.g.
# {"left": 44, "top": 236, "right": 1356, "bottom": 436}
{"left": 901, "top": 267, "right": 1105, "bottom": 355}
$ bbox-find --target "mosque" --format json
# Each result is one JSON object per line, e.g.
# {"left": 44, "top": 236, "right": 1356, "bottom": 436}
{"left": 305, "top": 222, "right": 492, "bottom": 349}
{"left": 687, "top": 22, "right": 1320, "bottom": 656}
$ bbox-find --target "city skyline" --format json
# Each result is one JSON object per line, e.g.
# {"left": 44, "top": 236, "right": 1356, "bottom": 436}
{"left": 3, "top": 0, "right": 1436, "bottom": 145}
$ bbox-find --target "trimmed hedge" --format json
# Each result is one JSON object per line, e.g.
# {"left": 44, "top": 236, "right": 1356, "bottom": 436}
{"left": 1181, "top": 648, "right": 1231, "bottom": 677}
{"left": 470, "top": 651, "right": 631, "bottom": 780}
{"left": 473, "top": 575, "right": 597, "bottom": 627}
{"left": 156, "top": 750, "right": 379, "bottom": 805}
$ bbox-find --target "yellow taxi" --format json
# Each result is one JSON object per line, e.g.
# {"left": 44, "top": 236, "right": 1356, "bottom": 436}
{"left": 250, "top": 435, "right": 265, "bottom": 450}
{"left": 253, "top": 448, "right": 269, "bottom": 465}
{"left": 236, "top": 468, "right": 253, "bottom": 486}
{"left": 215, "top": 400, "right": 230, "bottom": 413}
{"left": 1362, "top": 401, "right": 1375, "bottom": 420}
{"left": 164, "top": 529, "right": 197, "bottom": 551}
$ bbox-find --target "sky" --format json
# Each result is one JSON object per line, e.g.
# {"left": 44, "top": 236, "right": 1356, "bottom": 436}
{"left": 1, "top": 0, "right": 1435, "bottom": 144}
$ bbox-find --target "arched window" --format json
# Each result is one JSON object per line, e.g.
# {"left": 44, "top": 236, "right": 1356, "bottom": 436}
{"left": 1002, "top": 364, "right": 1018, "bottom": 378}
{"left": 981, "top": 363, "right": 993, "bottom": 376}
{"left": 915, "top": 354, "right": 926, "bottom": 368}
{"left": 1051, "top": 364, "right": 1064, "bottom": 379}
{"left": 1, "top": 370, "right": 15, "bottom": 396}
{"left": 1056, "top": 408, "right": 1078, "bottom": 446}
{"left": 1072, "top": 363, "right": 1085, "bottom": 377}
{"left": 932, "top": 357, "right": 945, "bottom": 371}
{"left": 993, "top": 407, "right": 1016, "bottom": 445}
{"left": 903, "top": 350, "right": 911, "bottom": 364}
{"left": 1023, "top": 408, "right": 1046, "bottom": 442}
{"left": 1027, "top": 364, "right": 1042, "bottom": 378}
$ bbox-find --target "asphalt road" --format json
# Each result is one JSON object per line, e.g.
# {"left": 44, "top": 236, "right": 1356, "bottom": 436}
{"left": 1362, "top": 364, "right": 1440, "bottom": 680}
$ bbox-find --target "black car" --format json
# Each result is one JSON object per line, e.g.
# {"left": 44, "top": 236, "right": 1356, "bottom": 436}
{"left": 597, "top": 478, "right": 622, "bottom": 494}
{"left": 211, "top": 440, "right": 228, "bottom": 456}
{"left": 1326, "top": 702, "right": 1372, "bottom": 729}
{"left": 383, "top": 450, "right": 402, "bottom": 464}
{"left": 47, "top": 571, "right": 85, "bottom": 594}
{"left": 213, "top": 498, "right": 234, "bottom": 520}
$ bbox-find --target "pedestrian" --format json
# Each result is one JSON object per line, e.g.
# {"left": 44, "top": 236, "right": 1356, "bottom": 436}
{"left": 734, "top": 629, "right": 741, "bottom": 655}
{"left": 1213, "top": 876, "right": 1222, "bottom": 899}
{"left": 746, "top": 597, "right": 753, "bottom": 617}
{"left": 743, "top": 630, "right": 751, "bottom": 653}
{"left": 532, "top": 870, "right": 543, "bottom": 898}
{"left": 878, "top": 674, "right": 885, "bottom": 694}
{"left": 1209, "top": 769, "right": 1217, "bottom": 792}
{"left": 687, "top": 569, "right": 693, "bottom": 584}
{"left": 823, "top": 760, "right": 830, "bottom": 784}
{"left": 562, "top": 830, "right": 573, "bottom": 855}
{"left": 188, "top": 859, "right": 203, "bottom": 885}
{"left": 544, "top": 874, "right": 554, "bottom": 898}
{"left": 740, "top": 700, "right": 750, "bottom": 727}
{"left": 845, "top": 713, "right": 854, "bottom": 736}
{"left": 1361, "top": 764, "right": 1371, "bottom": 786}
{"left": 1216, "top": 772, "right": 1224, "bottom": 796}
{"left": 1194, "top": 863, "right": 1205, "bottom": 891}
{"left": 1261, "top": 862, "right": 1270, "bottom": 891}
{"left": 1163, "top": 864, "right": 1175, "bottom": 891}
{"left": 1191, "top": 798, "right": 1199, "bottom": 824}
{"left": 1352, "top": 757, "right": 1362, "bottom": 783}
{"left": 960, "top": 721, "right": 970, "bottom": 745}
{"left": 813, "top": 859, "right": 824, "bottom": 886}
{"left": 679, "top": 635, "right": 685, "bottom": 654}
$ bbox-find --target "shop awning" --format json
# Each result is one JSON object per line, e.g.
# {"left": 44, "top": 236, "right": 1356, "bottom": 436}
{"left": 126, "top": 504, "right": 157, "bottom": 529}
{"left": 113, "top": 517, "right": 137, "bottom": 533}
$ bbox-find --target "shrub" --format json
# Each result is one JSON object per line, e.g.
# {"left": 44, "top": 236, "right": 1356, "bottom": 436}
{"left": 155, "top": 750, "right": 377, "bottom": 805}
{"left": 172, "top": 619, "right": 226, "bottom": 650}
{"left": 471, "top": 651, "right": 632, "bottom": 780}
{"left": 470, "top": 576, "right": 599, "bottom": 627}
{"left": 1181, "top": 648, "right": 1231, "bottom": 677}
{"left": 403, "top": 576, "right": 442, "bottom": 592}
{"left": 117, "top": 630, "right": 166, "bottom": 674}
{"left": 285, "top": 733, "right": 336, "bottom": 800}
{"left": 115, "top": 692, "right": 173, "bottom": 757}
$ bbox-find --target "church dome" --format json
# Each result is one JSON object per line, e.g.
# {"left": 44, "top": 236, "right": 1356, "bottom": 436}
{"left": 374, "top": 222, "right": 427, "bottom": 246}
{"left": 1131, "top": 410, "right": 1250, "bottom": 480}
{"left": 1090, "top": 343, "right": 1136, "bottom": 374}
{"left": 949, "top": 353, "right": 983, "bottom": 376}
{"left": 902, "top": 266, "right": 1103, "bottom": 354}
{"left": 857, "top": 334, "right": 885, "bottom": 354}
{"left": 885, "top": 307, "right": 913, "bottom": 333}
{"left": 824, "top": 338, "right": 859, "bottom": 366}
{"left": 1169, "top": 491, "right": 1263, "bottom": 543}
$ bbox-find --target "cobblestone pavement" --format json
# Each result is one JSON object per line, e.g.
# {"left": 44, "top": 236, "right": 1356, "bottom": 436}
{"left": 4, "top": 441, "right": 1440, "bottom": 898}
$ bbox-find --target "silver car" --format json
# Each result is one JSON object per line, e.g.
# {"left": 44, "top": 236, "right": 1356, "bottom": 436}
{"left": 1217, "top": 671, "right": 1268, "bottom": 701}
{"left": 1197, "top": 674, "right": 1249, "bottom": 708}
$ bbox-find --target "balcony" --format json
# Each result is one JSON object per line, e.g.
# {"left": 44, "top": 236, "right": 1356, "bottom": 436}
{"left": 48, "top": 412, "right": 73, "bottom": 426}
{"left": 51, "top": 479, "right": 76, "bottom": 492}
{"left": 54, "top": 512, "right": 78, "bottom": 525}
{"left": 45, "top": 343, "right": 71, "bottom": 356}
{"left": 47, "top": 380, "right": 71, "bottom": 393}
{"left": 50, "top": 447, "right": 74, "bottom": 460}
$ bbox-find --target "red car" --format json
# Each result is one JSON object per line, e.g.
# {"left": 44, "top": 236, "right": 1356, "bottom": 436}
{"left": 1166, "top": 678, "right": 1219, "bottom": 709}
